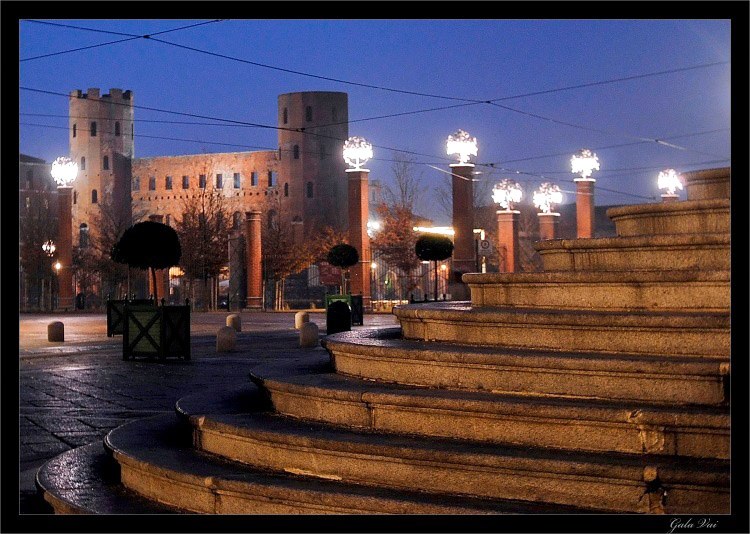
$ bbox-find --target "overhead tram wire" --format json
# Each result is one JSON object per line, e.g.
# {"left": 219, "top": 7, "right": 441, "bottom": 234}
{"left": 20, "top": 19, "right": 226, "bottom": 62}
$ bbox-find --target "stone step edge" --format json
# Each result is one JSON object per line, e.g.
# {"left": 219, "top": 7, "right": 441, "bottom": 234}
{"left": 534, "top": 232, "right": 729, "bottom": 252}
{"left": 392, "top": 302, "right": 729, "bottom": 330}
{"left": 322, "top": 328, "right": 730, "bottom": 376}
{"left": 606, "top": 197, "right": 728, "bottom": 218}
{"left": 194, "top": 412, "right": 729, "bottom": 514}
{"left": 249, "top": 357, "right": 729, "bottom": 430}
{"left": 463, "top": 270, "right": 729, "bottom": 285}
{"left": 105, "top": 414, "right": 589, "bottom": 514}
{"left": 248, "top": 360, "right": 728, "bottom": 459}
{"left": 35, "top": 442, "right": 181, "bottom": 514}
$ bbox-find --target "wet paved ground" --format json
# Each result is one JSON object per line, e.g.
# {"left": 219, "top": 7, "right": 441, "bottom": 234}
{"left": 17, "top": 310, "right": 399, "bottom": 514}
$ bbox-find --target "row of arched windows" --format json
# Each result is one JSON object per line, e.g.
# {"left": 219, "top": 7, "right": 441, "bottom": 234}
{"left": 281, "top": 106, "right": 338, "bottom": 125}
{"left": 78, "top": 155, "right": 110, "bottom": 171}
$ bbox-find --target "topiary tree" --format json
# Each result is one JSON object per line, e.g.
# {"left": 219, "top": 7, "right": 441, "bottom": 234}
{"left": 111, "top": 221, "right": 181, "bottom": 302}
{"left": 415, "top": 234, "right": 454, "bottom": 301}
{"left": 327, "top": 243, "right": 359, "bottom": 294}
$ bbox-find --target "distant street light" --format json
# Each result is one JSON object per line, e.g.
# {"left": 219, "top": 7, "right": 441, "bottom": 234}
{"left": 533, "top": 183, "right": 563, "bottom": 214}
{"left": 53, "top": 261, "right": 62, "bottom": 273}
{"left": 343, "top": 136, "right": 373, "bottom": 171}
{"left": 42, "top": 240, "right": 56, "bottom": 257}
{"left": 446, "top": 129, "right": 477, "bottom": 165}
{"left": 658, "top": 168, "right": 683, "bottom": 201}
{"left": 570, "top": 149, "right": 600, "bottom": 181}
{"left": 491, "top": 179, "right": 523, "bottom": 211}
{"left": 50, "top": 157, "right": 78, "bottom": 187}
{"left": 366, "top": 220, "right": 381, "bottom": 238}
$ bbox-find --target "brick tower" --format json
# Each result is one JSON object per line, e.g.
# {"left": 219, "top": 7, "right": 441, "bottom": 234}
{"left": 69, "top": 88, "right": 134, "bottom": 248}
{"left": 277, "top": 92, "right": 349, "bottom": 240}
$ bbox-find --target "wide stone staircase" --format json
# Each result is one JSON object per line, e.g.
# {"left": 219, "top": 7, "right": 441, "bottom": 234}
{"left": 36, "top": 167, "right": 730, "bottom": 514}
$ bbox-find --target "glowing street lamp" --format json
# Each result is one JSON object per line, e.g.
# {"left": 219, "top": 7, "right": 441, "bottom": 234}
{"left": 570, "top": 149, "right": 600, "bottom": 182}
{"left": 492, "top": 179, "right": 523, "bottom": 211}
{"left": 533, "top": 183, "right": 563, "bottom": 214}
{"left": 446, "top": 129, "right": 478, "bottom": 165}
{"left": 657, "top": 168, "right": 683, "bottom": 201}
{"left": 50, "top": 157, "right": 79, "bottom": 188}
{"left": 54, "top": 261, "right": 62, "bottom": 273}
{"left": 50, "top": 156, "right": 78, "bottom": 311}
{"left": 367, "top": 220, "right": 381, "bottom": 238}
{"left": 42, "top": 240, "right": 56, "bottom": 257}
{"left": 343, "top": 136, "right": 373, "bottom": 171}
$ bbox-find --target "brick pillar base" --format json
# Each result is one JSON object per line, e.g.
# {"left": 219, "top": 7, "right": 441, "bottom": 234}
{"left": 538, "top": 212, "right": 560, "bottom": 241}
{"left": 575, "top": 179, "right": 595, "bottom": 238}
{"left": 496, "top": 210, "right": 520, "bottom": 273}
{"left": 245, "top": 211, "right": 263, "bottom": 309}
{"left": 56, "top": 186, "right": 74, "bottom": 311}
{"left": 347, "top": 169, "right": 371, "bottom": 311}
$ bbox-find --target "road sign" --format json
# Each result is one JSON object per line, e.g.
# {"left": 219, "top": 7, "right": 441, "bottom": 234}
{"left": 478, "top": 239, "right": 492, "bottom": 256}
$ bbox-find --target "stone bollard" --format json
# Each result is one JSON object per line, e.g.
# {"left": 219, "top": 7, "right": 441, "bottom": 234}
{"left": 216, "top": 326, "right": 236, "bottom": 352}
{"left": 299, "top": 322, "right": 319, "bottom": 348}
{"left": 226, "top": 314, "right": 241, "bottom": 332}
{"left": 47, "top": 321, "right": 64, "bottom": 342}
{"left": 294, "top": 311, "right": 310, "bottom": 330}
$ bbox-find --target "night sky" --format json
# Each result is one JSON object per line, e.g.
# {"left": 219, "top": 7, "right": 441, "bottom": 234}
{"left": 18, "top": 15, "right": 732, "bottom": 225}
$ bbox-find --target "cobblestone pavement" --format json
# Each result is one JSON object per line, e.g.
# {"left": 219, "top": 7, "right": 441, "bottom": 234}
{"left": 17, "top": 310, "right": 399, "bottom": 514}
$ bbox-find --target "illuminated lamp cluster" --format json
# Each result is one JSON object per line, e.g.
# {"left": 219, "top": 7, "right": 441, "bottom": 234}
{"left": 343, "top": 136, "right": 373, "bottom": 171}
{"left": 446, "top": 129, "right": 478, "bottom": 165}
{"left": 570, "top": 149, "right": 600, "bottom": 181}
{"left": 50, "top": 157, "right": 78, "bottom": 187}
{"left": 491, "top": 179, "right": 523, "bottom": 211}
{"left": 533, "top": 182, "right": 563, "bottom": 214}
{"left": 657, "top": 168, "right": 683, "bottom": 196}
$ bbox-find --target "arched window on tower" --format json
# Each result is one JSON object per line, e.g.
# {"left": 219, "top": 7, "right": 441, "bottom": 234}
{"left": 73, "top": 190, "right": 77, "bottom": 204}
{"left": 293, "top": 145, "right": 299, "bottom": 159}
{"left": 79, "top": 223, "right": 89, "bottom": 248}
{"left": 91, "top": 189, "right": 98, "bottom": 204}
{"left": 103, "top": 156, "right": 109, "bottom": 170}
{"left": 72, "top": 124, "right": 77, "bottom": 138}
{"left": 305, "top": 106, "right": 313, "bottom": 122}
{"left": 268, "top": 209, "right": 278, "bottom": 230}
{"left": 80, "top": 156, "right": 86, "bottom": 170}
{"left": 90, "top": 122, "right": 97, "bottom": 137}
{"left": 233, "top": 211, "right": 242, "bottom": 230}
{"left": 284, "top": 183, "right": 289, "bottom": 197}
{"left": 306, "top": 182, "right": 314, "bottom": 199}
{"left": 115, "top": 121, "right": 121, "bottom": 136}
{"left": 283, "top": 107, "right": 288, "bottom": 124}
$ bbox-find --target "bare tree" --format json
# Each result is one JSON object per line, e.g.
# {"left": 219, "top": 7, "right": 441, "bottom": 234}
{"left": 19, "top": 192, "right": 58, "bottom": 310}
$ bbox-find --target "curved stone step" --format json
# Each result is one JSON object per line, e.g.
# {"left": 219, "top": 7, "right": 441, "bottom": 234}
{"left": 606, "top": 199, "right": 729, "bottom": 237}
{"left": 36, "top": 441, "right": 181, "bottom": 514}
{"left": 105, "top": 413, "right": 589, "bottom": 514}
{"left": 247, "top": 355, "right": 728, "bottom": 459}
{"left": 464, "top": 270, "right": 729, "bottom": 312}
{"left": 535, "top": 233, "right": 729, "bottom": 272}
{"left": 683, "top": 167, "right": 730, "bottom": 201}
{"left": 191, "top": 409, "right": 729, "bottom": 514}
{"left": 392, "top": 303, "right": 729, "bottom": 358}
{"left": 322, "top": 329, "right": 728, "bottom": 405}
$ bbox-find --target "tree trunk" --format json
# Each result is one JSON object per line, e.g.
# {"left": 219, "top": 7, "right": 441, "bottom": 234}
{"left": 151, "top": 267, "right": 158, "bottom": 302}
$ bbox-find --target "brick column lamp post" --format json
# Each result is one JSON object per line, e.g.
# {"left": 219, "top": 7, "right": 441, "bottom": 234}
{"left": 571, "top": 149, "right": 600, "bottom": 239}
{"left": 50, "top": 157, "right": 78, "bottom": 311}
{"left": 343, "top": 136, "right": 373, "bottom": 312}
{"left": 245, "top": 210, "right": 263, "bottom": 310}
{"left": 658, "top": 168, "right": 684, "bottom": 203}
{"left": 533, "top": 182, "right": 563, "bottom": 241}
{"left": 492, "top": 179, "right": 523, "bottom": 273}
{"left": 446, "top": 130, "right": 477, "bottom": 297}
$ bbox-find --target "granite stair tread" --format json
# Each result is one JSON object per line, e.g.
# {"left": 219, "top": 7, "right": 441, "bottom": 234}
{"left": 104, "top": 413, "right": 596, "bottom": 514}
